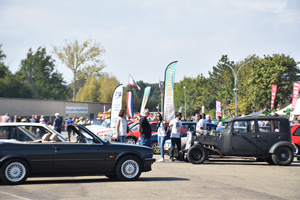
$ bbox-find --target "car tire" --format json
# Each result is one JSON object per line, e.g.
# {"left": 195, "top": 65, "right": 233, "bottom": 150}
{"left": 152, "top": 141, "right": 160, "bottom": 154}
{"left": 271, "top": 146, "right": 294, "bottom": 166}
{"left": 125, "top": 137, "right": 136, "bottom": 144}
{"left": 187, "top": 145, "right": 207, "bottom": 164}
{"left": 116, "top": 156, "right": 142, "bottom": 181}
{"left": 0, "top": 159, "right": 29, "bottom": 185}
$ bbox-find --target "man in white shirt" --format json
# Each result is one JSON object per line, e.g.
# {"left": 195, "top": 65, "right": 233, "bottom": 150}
{"left": 195, "top": 113, "right": 201, "bottom": 132}
{"left": 169, "top": 113, "right": 183, "bottom": 162}
{"left": 199, "top": 113, "right": 207, "bottom": 130}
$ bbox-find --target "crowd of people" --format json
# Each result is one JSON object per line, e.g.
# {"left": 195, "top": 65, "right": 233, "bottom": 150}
{"left": 0, "top": 113, "right": 92, "bottom": 134}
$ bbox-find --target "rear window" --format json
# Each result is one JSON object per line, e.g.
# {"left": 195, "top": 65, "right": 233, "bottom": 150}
{"left": 258, "top": 120, "right": 280, "bottom": 133}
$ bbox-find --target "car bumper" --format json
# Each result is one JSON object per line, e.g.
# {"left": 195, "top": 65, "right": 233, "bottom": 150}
{"left": 143, "top": 157, "right": 156, "bottom": 172}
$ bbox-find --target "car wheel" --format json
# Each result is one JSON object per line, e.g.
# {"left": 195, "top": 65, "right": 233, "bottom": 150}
{"left": 116, "top": 156, "right": 141, "bottom": 181}
{"left": 125, "top": 137, "right": 136, "bottom": 144}
{"left": 152, "top": 141, "right": 160, "bottom": 154}
{"left": 187, "top": 145, "right": 207, "bottom": 164}
{"left": 271, "top": 146, "right": 294, "bottom": 166}
{"left": 0, "top": 159, "right": 29, "bottom": 185}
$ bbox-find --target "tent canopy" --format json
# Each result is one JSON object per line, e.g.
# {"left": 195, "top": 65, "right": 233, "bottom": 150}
{"left": 276, "top": 97, "right": 300, "bottom": 115}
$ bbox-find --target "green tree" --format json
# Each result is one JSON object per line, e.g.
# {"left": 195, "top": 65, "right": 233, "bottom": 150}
{"left": 53, "top": 38, "right": 105, "bottom": 101}
{"left": 76, "top": 73, "right": 119, "bottom": 103}
{"left": 17, "top": 47, "right": 68, "bottom": 100}
{"left": 76, "top": 74, "right": 99, "bottom": 102}
{"left": 0, "top": 44, "right": 32, "bottom": 98}
{"left": 247, "top": 54, "right": 300, "bottom": 110}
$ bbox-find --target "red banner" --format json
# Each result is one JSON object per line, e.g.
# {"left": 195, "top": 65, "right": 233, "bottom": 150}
{"left": 216, "top": 101, "right": 221, "bottom": 116}
{"left": 270, "top": 85, "right": 277, "bottom": 110}
{"left": 291, "top": 82, "right": 300, "bottom": 110}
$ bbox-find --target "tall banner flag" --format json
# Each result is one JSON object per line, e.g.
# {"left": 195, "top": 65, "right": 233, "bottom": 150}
{"left": 216, "top": 101, "right": 221, "bottom": 116}
{"left": 127, "top": 90, "right": 133, "bottom": 118}
{"left": 110, "top": 84, "right": 123, "bottom": 128}
{"left": 270, "top": 85, "right": 277, "bottom": 110}
{"left": 140, "top": 86, "right": 151, "bottom": 114}
{"left": 163, "top": 61, "right": 178, "bottom": 121}
{"left": 291, "top": 82, "right": 300, "bottom": 110}
{"left": 129, "top": 75, "right": 140, "bottom": 90}
{"left": 202, "top": 106, "right": 205, "bottom": 114}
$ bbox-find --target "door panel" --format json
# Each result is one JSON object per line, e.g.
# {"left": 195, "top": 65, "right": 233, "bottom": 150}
{"left": 229, "top": 120, "right": 256, "bottom": 156}
{"left": 256, "top": 120, "right": 281, "bottom": 155}
{"left": 52, "top": 143, "right": 106, "bottom": 174}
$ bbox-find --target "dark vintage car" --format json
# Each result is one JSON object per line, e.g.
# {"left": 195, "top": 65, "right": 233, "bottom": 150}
{"left": 181, "top": 116, "right": 296, "bottom": 166}
{"left": 0, "top": 124, "right": 155, "bottom": 185}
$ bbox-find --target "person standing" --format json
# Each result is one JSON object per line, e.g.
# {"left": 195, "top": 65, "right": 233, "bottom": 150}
{"left": 195, "top": 113, "right": 202, "bottom": 132}
{"left": 169, "top": 113, "right": 183, "bottom": 162}
{"left": 13, "top": 115, "right": 21, "bottom": 122}
{"left": 205, "top": 115, "right": 212, "bottom": 123}
{"left": 2, "top": 113, "right": 11, "bottom": 123}
{"left": 138, "top": 109, "right": 152, "bottom": 147}
{"left": 34, "top": 115, "right": 39, "bottom": 123}
{"left": 53, "top": 113, "right": 62, "bottom": 133}
{"left": 30, "top": 115, "right": 35, "bottom": 123}
{"left": 116, "top": 109, "right": 131, "bottom": 143}
{"left": 156, "top": 113, "right": 166, "bottom": 162}
{"left": 199, "top": 113, "right": 207, "bottom": 130}
{"left": 65, "top": 117, "right": 74, "bottom": 141}
{"left": 216, "top": 116, "right": 223, "bottom": 127}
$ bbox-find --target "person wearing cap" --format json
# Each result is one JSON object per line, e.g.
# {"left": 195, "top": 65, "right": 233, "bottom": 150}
{"left": 53, "top": 113, "right": 62, "bottom": 133}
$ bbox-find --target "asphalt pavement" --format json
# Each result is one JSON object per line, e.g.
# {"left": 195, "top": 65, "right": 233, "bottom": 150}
{"left": 0, "top": 154, "right": 299, "bottom": 200}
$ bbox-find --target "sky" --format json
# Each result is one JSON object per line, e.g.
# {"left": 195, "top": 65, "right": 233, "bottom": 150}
{"left": 1, "top": 0, "right": 300, "bottom": 85}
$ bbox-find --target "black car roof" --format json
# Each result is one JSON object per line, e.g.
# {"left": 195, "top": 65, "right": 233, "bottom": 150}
{"left": 224, "top": 116, "right": 287, "bottom": 122}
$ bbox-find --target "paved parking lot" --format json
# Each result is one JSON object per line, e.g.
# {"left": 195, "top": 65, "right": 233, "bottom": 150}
{"left": 0, "top": 154, "right": 299, "bottom": 200}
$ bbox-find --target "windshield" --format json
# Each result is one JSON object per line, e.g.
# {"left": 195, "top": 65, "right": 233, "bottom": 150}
{"left": 101, "top": 119, "right": 110, "bottom": 127}
{"left": 224, "top": 122, "right": 231, "bottom": 131}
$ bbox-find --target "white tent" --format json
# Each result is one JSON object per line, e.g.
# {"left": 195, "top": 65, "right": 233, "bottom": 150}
{"left": 276, "top": 97, "right": 300, "bottom": 116}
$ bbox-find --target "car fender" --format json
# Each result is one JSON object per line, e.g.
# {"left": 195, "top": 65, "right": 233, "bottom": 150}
{"left": 269, "top": 141, "right": 296, "bottom": 154}
{"left": 115, "top": 150, "right": 144, "bottom": 163}
{"left": 0, "top": 154, "right": 32, "bottom": 165}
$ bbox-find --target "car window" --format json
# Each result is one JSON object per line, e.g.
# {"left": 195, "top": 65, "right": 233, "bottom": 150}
{"left": 233, "top": 120, "right": 255, "bottom": 133}
{"left": 258, "top": 120, "right": 280, "bottom": 133}
{"left": 17, "top": 127, "right": 35, "bottom": 141}
{"left": 23, "top": 125, "right": 51, "bottom": 137}
{"left": 0, "top": 126, "right": 12, "bottom": 139}
{"left": 69, "top": 126, "right": 101, "bottom": 144}
{"left": 131, "top": 123, "right": 139, "bottom": 131}
{"left": 294, "top": 127, "right": 300, "bottom": 136}
{"left": 182, "top": 123, "right": 195, "bottom": 132}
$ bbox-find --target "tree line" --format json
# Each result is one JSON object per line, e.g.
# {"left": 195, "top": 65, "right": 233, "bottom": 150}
{"left": 1, "top": 40, "right": 299, "bottom": 118}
